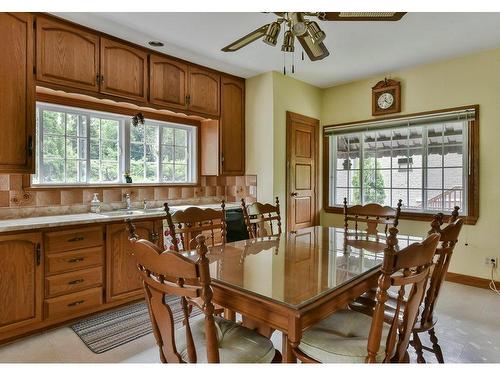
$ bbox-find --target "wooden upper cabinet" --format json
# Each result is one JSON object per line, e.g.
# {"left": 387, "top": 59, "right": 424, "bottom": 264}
{"left": 36, "top": 17, "right": 100, "bottom": 92}
{"left": 188, "top": 66, "right": 220, "bottom": 116}
{"left": 100, "top": 38, "right": 148, "bottom": 102}
{"left": 0, "top": 13, "right": 35, "bottom": 174}
{"left": 220, "top": 76, "right": 245, "bottom": 175}
{"left": 149, "top": 55, "right": 188, "bottom": 110}
{"left": 0, "top": 232, "right": 43, "bottom": 334}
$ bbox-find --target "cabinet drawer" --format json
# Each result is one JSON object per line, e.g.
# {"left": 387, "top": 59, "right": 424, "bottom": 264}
{"left": 45, "top": 226, "right": 103, "bottom": 253}
{"left": 45, "top": 287, "right": 103, "bottom": 320}
{"left": 46, "top": 247, "right": 103, "bottom": 275}
{"left": 45, "top": 266, "right": 103, "bottom": 298}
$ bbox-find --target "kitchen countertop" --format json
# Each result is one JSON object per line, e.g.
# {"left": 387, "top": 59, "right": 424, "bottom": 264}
{"left": 0, "top": 202, "right": 242, "bottom": 234}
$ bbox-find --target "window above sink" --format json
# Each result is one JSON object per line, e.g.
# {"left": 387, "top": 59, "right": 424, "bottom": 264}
{"left": 32, "top": 102, "right": 198, "bottom": 187}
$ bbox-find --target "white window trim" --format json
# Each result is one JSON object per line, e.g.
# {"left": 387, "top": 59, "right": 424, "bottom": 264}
{"left": 33, "top": 102, "right": 198, "bottom": 187}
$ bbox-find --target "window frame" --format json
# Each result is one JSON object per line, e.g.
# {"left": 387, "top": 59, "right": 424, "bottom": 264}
{"left": 322, "top": 105, "right": 479, "bottom": 225}
{"left": 31, "top": 98, "right": 200, "bottom": 188}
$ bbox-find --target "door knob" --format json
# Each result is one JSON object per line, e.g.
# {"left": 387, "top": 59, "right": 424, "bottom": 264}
{"left": 290, "top": 192, "right": 298, "bottom": 197}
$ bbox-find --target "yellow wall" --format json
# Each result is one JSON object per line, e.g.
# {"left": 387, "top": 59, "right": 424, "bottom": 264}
{"left": 272, "top": 72, "right": 322, "bottom": 223}
{"left": 321, "top": 47, "right": 500, "bottom": 280}
{"left": 245, "top": 71, "right": 322, "bottom": 222}
{"left": 246, "top": 47, "right": 500, "bottom": 280}
{"left": 245, "top": 72, "right": 274, "bottom": 202}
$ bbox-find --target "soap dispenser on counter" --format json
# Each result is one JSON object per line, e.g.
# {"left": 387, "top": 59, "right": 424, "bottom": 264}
{"left": 90, "top": 193, "right": 101, "bottom": 213}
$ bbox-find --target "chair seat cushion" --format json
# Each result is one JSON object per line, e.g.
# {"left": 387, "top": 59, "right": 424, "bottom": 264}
{"left": 298, "top": 309, "right": 390, "bottom": 363}
{"left": 175, "top": 316, "right": 276, "bottom": 363}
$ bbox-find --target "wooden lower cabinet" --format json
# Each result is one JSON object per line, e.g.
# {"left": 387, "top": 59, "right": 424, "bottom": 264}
{"left": 0, "top": 232, "right": 43, "bottom": 335}
{"left": 106, "top": 220, "right": 162, "bottom": 302}
{"left": 0, "top": 218, "right": 164, "bottom": 343}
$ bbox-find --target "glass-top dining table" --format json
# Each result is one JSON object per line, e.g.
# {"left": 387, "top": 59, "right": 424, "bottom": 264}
{"left": 184, "top": 225, "right": 423, "bottom": 362}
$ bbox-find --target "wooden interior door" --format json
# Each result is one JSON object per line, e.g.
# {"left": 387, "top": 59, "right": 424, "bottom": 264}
{"left": 106, "top": 221, "right": 153, "bottom": 302}
{"left": 100, "top": 37, "right": 148, "bottom": 102}
{"left": 0, "top": 13, "right": 35, "bottom": 174}
{"left": 286, "top": 112, "right": 319, "bottom": 232}
{"left": 36, "top": 16, "right": 100, "bottom": 92}
{"left": 149, "top": 55, "right": 188, "bottom": 110}
{"left": 188, "top": 66, "right": 220, "bottom": 116}
{"left": 0, "top": 232, "right": 43, "bottom": 334}
{"left": 220, "top": 76, "right": 245, "bottom": 175}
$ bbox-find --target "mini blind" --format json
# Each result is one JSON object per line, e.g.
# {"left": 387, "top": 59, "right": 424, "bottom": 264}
{"left": 324, "top": 108, "right": 476, "bottom": 136}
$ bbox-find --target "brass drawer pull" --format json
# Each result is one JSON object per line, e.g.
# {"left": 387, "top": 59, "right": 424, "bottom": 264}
{"left": 67, "top": 257, "right": 85, "bottom": 263}
{"left": 68, "top": 279, "right": 85, "bottom": 285}
{"left": 68, "top": 236, "right": 85, "bottom": 242}
{"left": 67, "top": 300, "right": 85, "bottom": 307}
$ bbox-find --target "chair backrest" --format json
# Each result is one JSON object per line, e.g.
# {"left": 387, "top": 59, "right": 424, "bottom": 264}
{"left": 127, "top": 220, "right": 220, "bottom": 363}
{"left": 366, "top": 227, "right": 440, "bottom": 363}
{"left": 343, "top": 198, "right": 402, "bottom": 237}
{"left": 420, "top": 206, "right": 463, "bottom": 327}
{"left": 241, "top": 197, "right": 282, "bottom": 238}
{"left": 164, "top": 201, "right": 226, "bottom": 252}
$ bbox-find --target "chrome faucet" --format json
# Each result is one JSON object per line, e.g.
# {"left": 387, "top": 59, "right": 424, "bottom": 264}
{"left": 124, "top": 193, "right": 131, "bottom": 210}
{"left": 143, "top": 199, "right": 148, "bottom": 211}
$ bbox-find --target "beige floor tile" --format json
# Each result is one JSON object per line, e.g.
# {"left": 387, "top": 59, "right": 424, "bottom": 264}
{"left": 0, "top": 282, "right": 499, "bottom": 363}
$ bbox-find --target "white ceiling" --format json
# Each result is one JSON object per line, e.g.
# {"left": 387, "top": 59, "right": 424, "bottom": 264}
{"left": 54, "top": 12, "right": 500, "bottom": 88}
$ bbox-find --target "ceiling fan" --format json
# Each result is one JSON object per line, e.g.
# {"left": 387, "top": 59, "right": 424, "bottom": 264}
{"left": 221, "top": 12, "right": 406, "bottom": 61}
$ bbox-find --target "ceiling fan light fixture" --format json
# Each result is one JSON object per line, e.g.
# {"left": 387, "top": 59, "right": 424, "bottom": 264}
{"left": 306, "top": 21, "right": 326, "bottom": 44}
{"left": 281, "top": 30, "right": 295, "bottom": 52}
{"left": 263, "top": 22, "right": 281, "bottom": 46}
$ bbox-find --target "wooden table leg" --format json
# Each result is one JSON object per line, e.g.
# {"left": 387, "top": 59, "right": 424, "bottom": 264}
{"left": 224, "top": 308, "right": 236, "bottom": 321}
{"left": 282, "top": 333, "right": 297, "bottom": 363}
{"left": 241, "top": 316, "right": 275, "bottom": 338}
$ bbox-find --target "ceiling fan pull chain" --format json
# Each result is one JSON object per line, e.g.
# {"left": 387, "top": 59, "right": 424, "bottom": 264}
{"left": 283, "top": 52, "right": 286, "bottom": 75}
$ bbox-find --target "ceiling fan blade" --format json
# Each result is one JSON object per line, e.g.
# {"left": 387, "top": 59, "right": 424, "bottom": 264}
{"left": 319, "top": 12, "right": 406, "bottom": 21}
{"left": 221, "top": 24, "right": 269, "bottom": 52}
{"left": 297, "top": 35, "right": 329, "bottom": 61}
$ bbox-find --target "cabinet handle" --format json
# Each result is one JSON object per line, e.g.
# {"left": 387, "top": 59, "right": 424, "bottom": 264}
{"left": 67, "top": 300, "right": 85, "bottom": 307}
{"left": 35, "top": 243, "right": 41, "bottom": 266}
{"left": 101, "top": 75, "right": 104, "bottom": 84}
{"left": 96, "top": 74, "right": 100, "bottom": 85}
{"left": 186, "top": 94, "right": 190, "bottom": 105}
{"left": 68, "top": 279, "right": 85, "bottom": 285}
{"left": 27, "top": 135, "right": 33, "bottom": 157}
{"left": 67, "top": 257, "right": 85, "bottom": 263}
{"left": 68, "top": 236, "right": 85, "bottom": 242}
{"left": 221, "top": 153, "right": 224, "bottom": 167}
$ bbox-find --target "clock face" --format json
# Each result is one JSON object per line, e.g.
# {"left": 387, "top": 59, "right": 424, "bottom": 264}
{"left": 377, "top": 92, "right": 394, "bottom": 110}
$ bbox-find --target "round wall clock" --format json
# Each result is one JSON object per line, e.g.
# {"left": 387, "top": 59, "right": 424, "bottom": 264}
{"left": 372, "top": 78, "right": 401, "bottom": 116}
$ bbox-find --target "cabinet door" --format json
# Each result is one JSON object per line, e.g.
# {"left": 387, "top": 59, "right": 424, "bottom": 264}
{"left": 100, "top": 38, "right": 148, "bottom": 102}
{"left": 149, "top": 55, "right": 188, "bottom": 110}
{"left": 106, "top": 221, "right": 153, "bottom": 302}
{"left": 0, "top": 13, "right": 35, "bottom": 174}
{"left": 36, "top": 17, "right": 100, "bottom": 92}
{"left": 188, "top": 66, "right": 220, "bottom": 116}
{"left": 0, "top": 232, "right": 43, "bottom": 334}
{"left": 220, "top": 76, "right": 245, "bottom": 175}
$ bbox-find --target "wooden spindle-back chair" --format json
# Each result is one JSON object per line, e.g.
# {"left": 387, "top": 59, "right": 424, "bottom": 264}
{"left": 349, "top": 206, "right": 463, "bottom": 363}
{"left": 127, "top": 222, "right": 280, "bottom": 363}
{"left": 292, "top": 228, "right": 440, "bottom": 363}
{"left": 411, "top": 206, "right": 463, "bottom": 363}
{"left": 164, "top": 201, "right": 226, "bottom": 252}
{"left": 343, "top": 198, "right": 402, "bottom": 238}
{"left": 241, "top": 197, "right": 282, "bottom": 238}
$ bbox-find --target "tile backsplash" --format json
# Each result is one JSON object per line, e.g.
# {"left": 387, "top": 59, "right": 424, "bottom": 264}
{"left": 0, "top": 174, "right": 257, "bottom": 220}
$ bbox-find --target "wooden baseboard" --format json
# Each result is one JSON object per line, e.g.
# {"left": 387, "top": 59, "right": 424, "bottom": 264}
{"left": 446, "top": 272, "right": 499, "bottom": 290}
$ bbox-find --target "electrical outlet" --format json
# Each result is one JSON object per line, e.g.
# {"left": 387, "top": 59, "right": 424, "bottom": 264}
{"left": 485, "top": 257, "right": 499, "bottom": 268}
